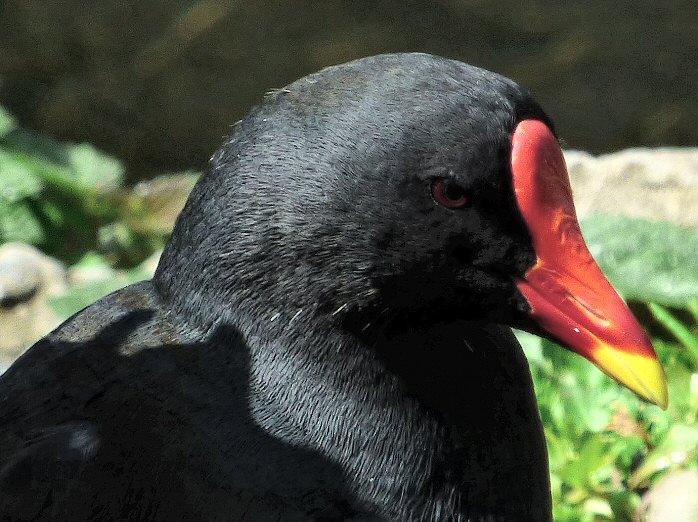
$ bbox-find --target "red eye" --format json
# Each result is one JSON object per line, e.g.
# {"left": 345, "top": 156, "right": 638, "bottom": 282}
{"left": 431, "top": 179, "right": 470, "bottom": 209}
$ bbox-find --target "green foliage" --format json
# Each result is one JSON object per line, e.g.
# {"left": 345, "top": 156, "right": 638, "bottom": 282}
{"left": 581, "top": 215, "right": 698, "bottom": 307}
{"left": 520, "top": 336, "right": 696, "bottom": 520}
{"left": 0, "top": 109, "right": 124, "bottom": 260}
{"left": 0, "top": 106, "right": 17, "bottom": 137}
{"left": 0, "top": 104, "right": 194, "bottom": 265}
{"left": 517, "top": 223, "right": 698, "bottom": 520}
{"left": 48, "top": 252, "right": 153, "bottom": 319}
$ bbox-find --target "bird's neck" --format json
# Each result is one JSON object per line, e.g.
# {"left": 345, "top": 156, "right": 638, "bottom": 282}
{"left": 240, "top": 311, "right": 552, "bottom": 521}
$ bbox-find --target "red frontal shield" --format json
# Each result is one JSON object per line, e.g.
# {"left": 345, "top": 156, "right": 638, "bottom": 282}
{"left": 511, "top": 120, "right": 667, "bottom": 408}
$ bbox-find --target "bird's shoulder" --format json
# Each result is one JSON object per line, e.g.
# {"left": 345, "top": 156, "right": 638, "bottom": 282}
{"left": 0, "top": 281, "right": 234, "bottom": 520}
{"left": 0, "top": 280, "right": 196, "bottom": 411}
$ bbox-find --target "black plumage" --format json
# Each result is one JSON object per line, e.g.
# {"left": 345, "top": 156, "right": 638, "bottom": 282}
{"left": 1, "top": 53, "right": 557, "bottom": 521}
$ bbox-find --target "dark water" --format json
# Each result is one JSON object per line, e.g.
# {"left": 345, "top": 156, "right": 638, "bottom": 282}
{"left": 0, "top": 0, "right": 695, "bottom": 180}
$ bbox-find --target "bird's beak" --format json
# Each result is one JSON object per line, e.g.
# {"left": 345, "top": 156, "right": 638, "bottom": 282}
{"left": 511, "top": 119, "right": 668, "bottom": 408}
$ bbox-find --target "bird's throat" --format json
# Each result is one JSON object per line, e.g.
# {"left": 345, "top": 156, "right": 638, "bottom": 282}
{"left": 244, "top": 317, "right": 552, "bottom": 520}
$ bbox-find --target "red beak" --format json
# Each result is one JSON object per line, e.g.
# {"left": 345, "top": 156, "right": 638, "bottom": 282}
{"left": 511, "top": 120, "right": 667, "bottom": 408}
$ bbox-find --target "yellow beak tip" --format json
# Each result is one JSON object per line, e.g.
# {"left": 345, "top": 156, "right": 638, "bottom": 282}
{"left": 591, "top": 346, "right": 668, "bottom": 409}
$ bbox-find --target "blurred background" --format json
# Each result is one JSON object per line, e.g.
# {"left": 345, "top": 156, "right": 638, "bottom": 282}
{"left": 0, "top": 1, "right": 696, "bottom": 520}
{"left": 1, "top": 0, "right": 697, "bottom": 180}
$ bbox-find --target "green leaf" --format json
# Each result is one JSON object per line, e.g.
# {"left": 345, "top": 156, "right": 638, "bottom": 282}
{"left": 581, "top": 215, "right": 698, "bottom": 306}
{"left": 581, "top": 497, "right": 613, "bottom": 518}
{"left": 607, "top": 490, "right": 642, "bottom": 521}
{"left": 688, "top": 300, "right": 698, "bottom": 323}
{"left": 0, "top": 105, "right": 17, "bottom": 137}
{"left": 48, "top": 251, "right": 152, "bottom": 319}
{"left": 629, "top": 423, "right": 698, "bottom": 488}
{"left": 559, "top": 435, "right": 609, "bottom": 489}
{"left": 0, "top": 199, "right": 45, "bottom": 244}
{"left": 1, "top": 147, "right": 89, "bottom": 198}
{"left": 649, "top": 303, "right": 698, "bottom": 367}
{"left": 34, "top": 198, "right": 65, "bottom": 229}
{"left": 66, "top": 143, "right": 125, "bottom": 192}
{"left": 0, "top": 149, "right": 44, "bottom": 200}
{"left": 3, "top": 131, "right": 123, "bottom": 198}
{"left": 48, "top": 278, "right": 131, "bottom": 319}
{"left": 1, "top": 127, "right": 70, "bottom": 165}
{"left": 72, "top": 251, "right": 114, "bottom": 270}
{"left": 48, "top": 269, "right": 149, "bottom": 319}
{"left": 612, "top": 434, "right": 646, "bottom": 471}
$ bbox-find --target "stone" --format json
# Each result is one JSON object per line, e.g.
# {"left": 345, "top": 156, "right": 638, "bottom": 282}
{"left": 638, "top": 469, "right": 698, "bottom": 522}
{"left": 566, "top": 148, "right": 698, "bottom": 230}
{"left": 0, "top": 243, "right": 66, "bottom": 369}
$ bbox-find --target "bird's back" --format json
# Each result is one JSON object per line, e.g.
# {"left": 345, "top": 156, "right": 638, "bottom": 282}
{"left": 0, "top": 282, "right": 373, "bottom": 521}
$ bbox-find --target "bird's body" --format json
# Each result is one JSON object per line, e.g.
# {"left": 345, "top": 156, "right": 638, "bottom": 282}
{"left": 0, "top": 53, "right": 666, "bottom": 521}
{"left": 0, "top": 281, "right": 548, "bottom": 521}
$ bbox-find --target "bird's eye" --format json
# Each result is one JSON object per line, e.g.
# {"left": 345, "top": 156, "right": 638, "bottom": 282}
{"left": 431, "top": 179, "right": 470, "bottom": 209}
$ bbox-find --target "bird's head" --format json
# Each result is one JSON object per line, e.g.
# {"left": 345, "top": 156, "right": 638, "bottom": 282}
{"left": 155, "top": 53, "right": 667, "bottom": 408}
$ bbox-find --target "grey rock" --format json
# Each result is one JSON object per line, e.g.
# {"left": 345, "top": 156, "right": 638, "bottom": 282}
{"left": 637, "top": 469, "right": 698, "bottom": 522}
{"left": 566, "top": 148, "right": 698, "bottom": 230}
{"left": 0, "top": 243, "right": 66, "bottom": 366}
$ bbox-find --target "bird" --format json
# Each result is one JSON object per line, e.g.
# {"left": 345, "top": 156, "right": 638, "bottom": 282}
{"left": 0, "top": 53, "right": 667, "bottom": 522}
